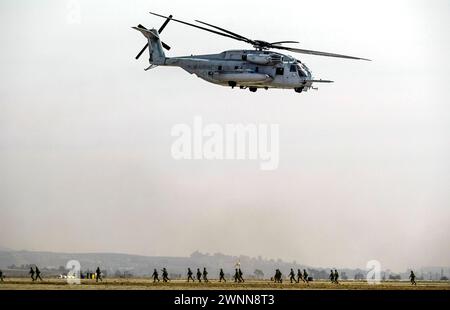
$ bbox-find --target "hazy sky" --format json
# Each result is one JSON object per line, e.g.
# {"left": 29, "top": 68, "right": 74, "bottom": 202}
{"left": 0, "top": 0, "right": 449, "bottom": 272}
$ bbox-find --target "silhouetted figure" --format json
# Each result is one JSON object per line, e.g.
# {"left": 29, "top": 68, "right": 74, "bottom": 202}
{"left": 234, "top": 269, "right": 240, "bottom": 283}
{"left": 303, "top": 269, "right": 309, "bottom": 284}
{"left": 334, "top": 269, "right": 339, "bottom": 284}
{"left": 274, "top": 269, "right": 283, "bottom": 283}
{"left": 29, "top": 267, "right": 35, "bottom": 281}
{"left": 0, "top": 270, "right": 4, "bottom": 282}
{"left": 162, "top": 268, "right": 169, "bottom": 282}
{"left": 35, "top": 266, "right": 43, "bottom": 281}
{"left": 409, "top": 270, "right": 416, "bottom": 285}
{"left": 95, "top": 267, "right": 102, "bottom": 282}
{"left": 196, "top": 268, "right": 202, "bottom": 283}
{"left": 297, "top": 269, "right": 304, "bottom": 283}
{"left": 289, "top": 268, "right": 297, "bottom": 283}
{"left": 329, "top": 270, "right": 335, "bottom": 283}
{"left": 238, "top": 268, "right": 244, "bottom": 282}
{"left": 219, "top": 268, "right": 226, "bottom": 282}
{"left": 187, "top": 268, "right": 195, "bottom": 282}
{"left": 152, "top": 269, "right": 160, "bottom": 282}
{"left": 202, "top": 268, "right": 209, "bottom": 283}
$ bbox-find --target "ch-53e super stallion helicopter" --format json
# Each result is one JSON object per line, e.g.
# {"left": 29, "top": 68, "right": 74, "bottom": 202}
{"left": 133, "top": 12, "right": 370, "bottom": 93}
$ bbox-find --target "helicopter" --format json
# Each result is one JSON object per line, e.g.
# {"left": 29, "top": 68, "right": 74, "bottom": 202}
{"left": 133, "top": 12, "right": 370, "bottom": 93}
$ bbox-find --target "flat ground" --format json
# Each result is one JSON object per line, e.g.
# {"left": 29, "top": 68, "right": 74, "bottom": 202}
{"left": 1, "top": 278, "right": 449, "bottom": 290}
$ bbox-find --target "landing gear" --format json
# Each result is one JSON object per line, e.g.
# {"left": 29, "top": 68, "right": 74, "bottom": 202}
{"left": 228, "top": 81, "right": 237, "bottom": 89}
{"left": 294, "top": 87, "right": 304, "bottom": 93}
{"left": 249, "top": 87, "right": 257, "bottom": 92}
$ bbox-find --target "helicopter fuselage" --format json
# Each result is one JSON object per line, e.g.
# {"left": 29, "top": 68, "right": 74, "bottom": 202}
{"left": 161, "top": 50, "right": 315, "bottom": 92}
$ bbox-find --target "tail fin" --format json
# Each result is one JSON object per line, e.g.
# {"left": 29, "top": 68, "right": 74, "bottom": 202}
{"left": 132, "top": 26, "right": 166, "bottom": 65}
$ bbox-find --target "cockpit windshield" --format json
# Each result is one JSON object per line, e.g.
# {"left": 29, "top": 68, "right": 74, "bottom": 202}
{"left": 296, "top": 64, "right": 307, "bottom": 77}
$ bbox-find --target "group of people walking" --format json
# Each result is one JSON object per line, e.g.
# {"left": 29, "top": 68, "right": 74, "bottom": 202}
{"left": 329, "top": 269, "right": 340, "bottom": 284}
{"left": 186, "top": 267, "right": 210, "bottom": 283}
{"left": 284, "top": 268, "right": 310, "bottom": 284}
{"left": 29, "top": 266, "right": 43, "bottom": 281}
{"left": 152, "top": 267, "right": 170, "bottom": 282}
{"left": 152, "top": 267, "right": 245, "bottom": 283}
{"left": 150, "top": 267, "right": 313, "bottom": 284}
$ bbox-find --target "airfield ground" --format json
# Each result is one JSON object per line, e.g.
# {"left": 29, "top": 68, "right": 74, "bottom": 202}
{"left": 1, "top": 278, "right": 449, "bottom": 290}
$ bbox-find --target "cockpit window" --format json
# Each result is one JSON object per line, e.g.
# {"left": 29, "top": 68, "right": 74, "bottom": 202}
{"left": 282, "top": 55, "right": 294, "bottom": 62}
{"left": 290, "top": 65, "right": 297, "bottom": 72}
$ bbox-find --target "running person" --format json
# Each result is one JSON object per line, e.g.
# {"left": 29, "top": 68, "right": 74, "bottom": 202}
{"left": 409, "top": 270, "right": 417, "bottom": 285}
{"left": 329, "top": 269, "right": 335, "bottom": 283}
{"left": 202, "top": 268, "right": 209, "bottom": 283}
{"left": 238, "top": 268, "right": 244, "bottom": 282}
{"left": 35, "top": 266, "right": 43, "bottom": 281}
{"left": 219, "top": 268, "right": 226, "bottom": 282}
{"left": 29, "top": 267, "right": 35, "bottom": 281}
{"left": 187, "top": 268, "right": 195, "bottom": 282}
{"left": 152, "top": 269, "right": 160, "bottom": 282}
{"left": 234, "top": 269, "right": 240, "bottom": 283}
{"left": 297, "top": 269, "right": 304, "bottom": 283}
{"left": 196, "top": 268, "right": 202, "bottom": 283}
{"left": 289, "top": 268, "right": 297, "bottom": 283}
{"left": 95, "top": 267, "right": 102, "bottom": 282}
{"left": 334, "top": 269, "right": 339, "bottom": 284}
{"left": 303, "top": 269, "right": 309, "bottom": 284}
{"left": 162, "top": 268, "right": 169, "bottom": 282}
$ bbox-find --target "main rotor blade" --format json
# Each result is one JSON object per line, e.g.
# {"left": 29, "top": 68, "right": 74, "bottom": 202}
{"left": 150, "top": 12, "right": 249, "bottom": 44}
{"left": 270, "top": 40, "right": 299, "bottom": 45}
{"left": 158, "top": 14, "right": 173, "bottom": 33}
{"left": 194, "top": 19, "right": 254, "bottom": 44}
{"left": 271, "top": 45, "right": 371, "bottom": 61}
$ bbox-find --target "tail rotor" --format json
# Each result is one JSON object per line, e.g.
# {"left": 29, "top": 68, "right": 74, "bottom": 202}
{"left": 135, "top": 14, "right": 173, "bottom": 60}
